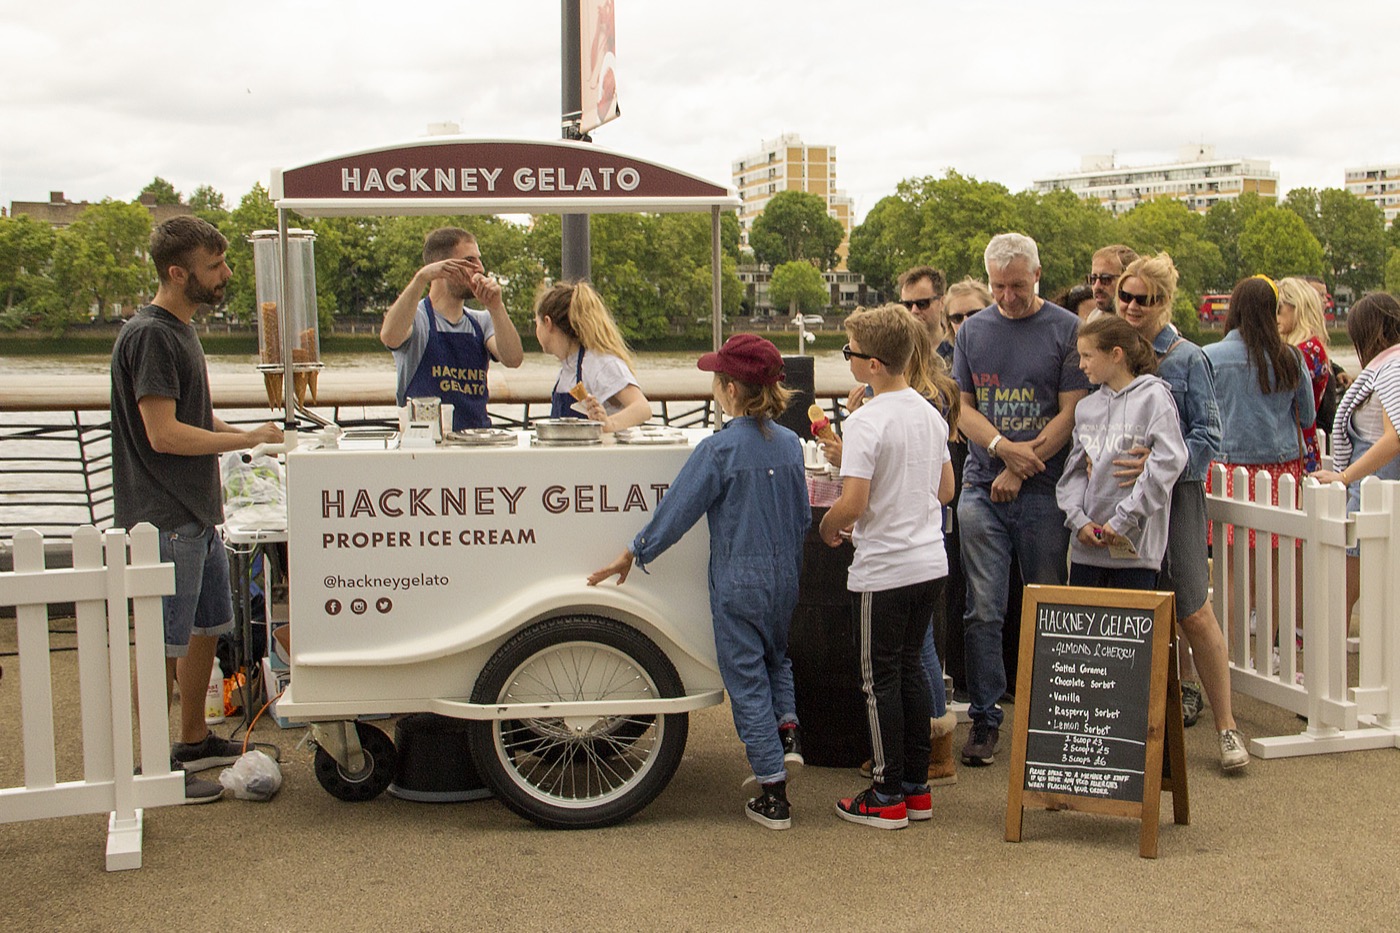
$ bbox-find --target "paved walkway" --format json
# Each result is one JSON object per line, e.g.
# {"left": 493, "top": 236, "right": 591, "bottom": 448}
{"left": 2, "top": 623, "right": 1398, "bottom": 931}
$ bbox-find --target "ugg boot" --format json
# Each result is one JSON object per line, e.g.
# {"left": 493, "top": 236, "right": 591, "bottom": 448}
{"left": 927, "top": 711, "right": 958, "bottom": 786}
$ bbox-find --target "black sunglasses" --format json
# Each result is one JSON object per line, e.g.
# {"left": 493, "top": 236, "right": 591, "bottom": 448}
{"left": 842, "top": 343, "right": 886, "bottom": 365}
{"left": 1087, "top": 273, "right": 1119, "bottom": 285}
{"left": 948, "top": 309, "right": 979, "bottom": 325}
{"left": 901, "top": 297, "right": 938, "bottom": 311}
{"left": 1117, "top": 289, "right": 1159, "bottom": 307}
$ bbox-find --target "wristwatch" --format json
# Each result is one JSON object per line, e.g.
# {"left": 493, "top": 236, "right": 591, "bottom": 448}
{"left": 988, "top": 434, "right": 1005, "bottom": 458}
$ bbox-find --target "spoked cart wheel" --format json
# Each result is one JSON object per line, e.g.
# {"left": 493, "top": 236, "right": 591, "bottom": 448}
{"left": 314, "top": 721, "right": 396, "bottom": 802}
{"left": 467, "top": 615, "right": 688, "bottom": 829}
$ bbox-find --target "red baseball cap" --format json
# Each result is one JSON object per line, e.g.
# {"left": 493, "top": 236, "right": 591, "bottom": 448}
{"left": 697, "top": 334, "right": 785, "bottom": 385}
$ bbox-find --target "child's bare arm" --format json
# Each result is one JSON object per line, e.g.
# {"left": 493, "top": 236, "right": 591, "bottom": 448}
{"left": 819, "top": 477, "right": 869, "bottom": 546}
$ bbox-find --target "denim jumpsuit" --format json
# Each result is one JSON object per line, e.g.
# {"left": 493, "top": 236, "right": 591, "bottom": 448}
{"left": 631, "top": 417, "right": 810, "bottom": 783}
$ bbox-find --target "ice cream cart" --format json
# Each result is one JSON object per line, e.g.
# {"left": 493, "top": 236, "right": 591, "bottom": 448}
{"left": 262, "top": 138, "right": 741, "bottom": 828}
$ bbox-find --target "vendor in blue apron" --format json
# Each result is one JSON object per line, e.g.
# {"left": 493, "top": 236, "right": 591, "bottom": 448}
{"left": 380, "top": 227, "right": 525, "bottom": 431}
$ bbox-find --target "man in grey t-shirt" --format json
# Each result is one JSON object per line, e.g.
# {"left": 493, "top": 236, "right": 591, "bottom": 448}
{"left": 951, "top": 233, "right": 1089, "bottom": 767}
{"left": 110, "top": 216, "right": 282, "bottom": 802}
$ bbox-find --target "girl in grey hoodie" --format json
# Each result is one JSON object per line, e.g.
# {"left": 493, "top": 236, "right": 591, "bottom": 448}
{"left": 1057, "top": 316, "right": 1188, "bottom": 590}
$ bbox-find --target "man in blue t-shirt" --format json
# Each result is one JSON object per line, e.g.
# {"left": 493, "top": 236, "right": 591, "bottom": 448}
{"left": 951, "top": 233, "right": 1090, "bottom": 767}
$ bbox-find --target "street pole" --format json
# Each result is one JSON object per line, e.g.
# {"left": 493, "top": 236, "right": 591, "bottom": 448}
{"left": 561, "top": 0, "right": 590, "bottom": 283}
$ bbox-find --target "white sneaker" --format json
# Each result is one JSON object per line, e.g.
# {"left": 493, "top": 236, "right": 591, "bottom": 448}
{"left": 1219, "top": 729, "right": 1249, "bottom": 771}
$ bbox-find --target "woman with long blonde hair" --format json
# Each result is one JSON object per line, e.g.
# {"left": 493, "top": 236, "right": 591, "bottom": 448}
{"left": 534, "top": 281, "right": 652, "bottom": 432}
{"left": 1276, "top": 277, "right": 1331, "bottom": 471}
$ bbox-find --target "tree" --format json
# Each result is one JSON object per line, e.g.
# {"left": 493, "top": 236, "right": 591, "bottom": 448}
{"left": 46, "top": 200, "right": 153, "bottom": 327}
{"left": 1315, "top": 188, "right": 1387, "bottom": 296}
{"left": 847, "top": 194, "right": 921, "bottom": 299}
{"left": 1237, "top": 207, "right": 1324, "bottom": 280}
{"left": 218, "top": 184, "right": 278, "bottom": 324}
{"left": 907, "top": 171, "right": 1019, "bottom": 285}
{"left": 748, "top": 190, "right": 845, "bottom": 271}
{"left": 188, "top": 184, "right": 229, "bottom": 225}
{"left": 768, "top": 261, "right": 828, "bottom": 316}
{"left": 1385, "top": 246, "right": 1400, "bottom": 295}
{"left": 140, "top": 177, "right": 182, "bottom": 205}
{"left": 0, "top": 214, "right": 58, "bottom": 327}
{"left": 1204, "top": 191, "right": 1271, "bottom": 288}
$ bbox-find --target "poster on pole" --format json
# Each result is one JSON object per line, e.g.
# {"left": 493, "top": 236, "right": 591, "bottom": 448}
{"left": 580, "top": 0, "right": 620, "bottom": 134}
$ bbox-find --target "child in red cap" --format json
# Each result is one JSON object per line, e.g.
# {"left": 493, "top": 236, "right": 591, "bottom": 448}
{"left": 589, "top": 334, "right": 810, "bottom": 829}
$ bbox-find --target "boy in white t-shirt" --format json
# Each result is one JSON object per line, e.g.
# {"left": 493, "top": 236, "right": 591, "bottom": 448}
{"left": 820, "top": 304, "right": 956, "bottom": 830}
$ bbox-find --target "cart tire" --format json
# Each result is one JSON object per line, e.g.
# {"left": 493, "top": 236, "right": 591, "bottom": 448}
{"left": 314, "top": 721, "right": 396, "bottom": 802}
{"left": 468, "top": 615, "right": 688, "bottom": 829}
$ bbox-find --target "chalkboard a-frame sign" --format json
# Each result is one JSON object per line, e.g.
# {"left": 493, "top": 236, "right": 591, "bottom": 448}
{"left": 1005, "top": 585, "right": 1189, "bottom": 859}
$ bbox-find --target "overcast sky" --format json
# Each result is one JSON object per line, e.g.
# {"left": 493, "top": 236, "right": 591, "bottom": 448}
{"left": 4, "top": 1, "right": 1396, "bottom": 225}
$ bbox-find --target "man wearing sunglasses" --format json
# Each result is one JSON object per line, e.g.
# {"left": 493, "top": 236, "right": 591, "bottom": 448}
{"left": 951, "top": 233, "right": 1090, "bottom": 767}
{"left": 846, "top": 265, "right": 948, "bottom": 414}
{"left": 1086, "top": 244, "right": 1140, "bottom": 316}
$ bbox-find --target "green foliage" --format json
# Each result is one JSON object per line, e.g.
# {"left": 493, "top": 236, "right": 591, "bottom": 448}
{"left": 846, "top": 194, "right": 920, "bottom": 298}
{"left": 0, "top": 215, "right": 59, "bottom": 329}
{"left": 1385, "top": 246, "right": 1400, "bottom": 294}
{"left": 749, "top": 191, "right": 845, "bottom": 270}
{"left": 216, "top": 184, "right": 278, "bottom": 324}
{"left": 140, "top": 177, "right": 182, "bottom": 206}
{"left": 1203, "top": 191, "right": 1270, "bottom": 288}
{"left": 768, "top": 261, "right": 829, "bottom": 314}
{"left": 188, "top": 184, "right": 229, "bottom": 225}
{"left": 908, "top": 171, "right": 1018, "bottom": 284}
{"left": 48, "top": 200, "right": 154, "bottom": 327}
{"left": 1316, "top": 189, "right": 1387, "bottom": 295}
{"left": 1015, "top": 187, "right": 1114, "bottom": 297}
{"left": 1238, "top": 207, "right": 1324, "bottom": 279}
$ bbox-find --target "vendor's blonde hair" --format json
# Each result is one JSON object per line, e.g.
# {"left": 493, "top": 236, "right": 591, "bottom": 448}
{"left": 1277, "top": 276, "right": 1329, "bottom": 349}
{"left": 534, "top": 281, "right": 635, "bottom": 370}
{"left": 906, "top": 323, "right": 961, "bottom": 431}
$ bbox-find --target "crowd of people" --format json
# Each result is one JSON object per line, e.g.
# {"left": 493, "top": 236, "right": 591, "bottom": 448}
{"left": 117, "top": 216, "right": 1400, "bottom": 825}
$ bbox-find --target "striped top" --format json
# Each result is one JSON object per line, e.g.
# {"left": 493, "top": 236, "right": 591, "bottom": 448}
{"left": 1331, "top": 346, "right": 1400, "bottom": 469}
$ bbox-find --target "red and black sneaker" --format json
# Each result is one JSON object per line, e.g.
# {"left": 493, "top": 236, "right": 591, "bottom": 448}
{"left": 905, "top": 786, "right": 933, "bottom": 821}
{"left": 835, "top": 788, "right": 908, "bottom": 829}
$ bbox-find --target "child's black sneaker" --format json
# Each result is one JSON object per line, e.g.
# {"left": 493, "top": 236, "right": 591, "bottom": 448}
{"left": 778, "top": 722, "right": 804, "bottom": 768}
{"left": 835, "top": 788, "right": 908, "bottom": 829}
{"left": 746, "top": 780, "right": 791, "bottom": 830}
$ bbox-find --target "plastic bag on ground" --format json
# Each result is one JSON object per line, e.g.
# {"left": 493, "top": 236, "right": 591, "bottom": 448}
{"left": 219, "top": 749, "right": 283, "bottom": 801}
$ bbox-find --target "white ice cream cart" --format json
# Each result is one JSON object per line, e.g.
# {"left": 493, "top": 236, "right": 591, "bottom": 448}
{"left": 262, "top": 139, "right": 740, "bottom": 828}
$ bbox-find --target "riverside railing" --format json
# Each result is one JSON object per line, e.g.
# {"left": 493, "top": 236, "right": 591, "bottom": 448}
{"left": 1, "top": 380, "right": 850, "bottom": 543}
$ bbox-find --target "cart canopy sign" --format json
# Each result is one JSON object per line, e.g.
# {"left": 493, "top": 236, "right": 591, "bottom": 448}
{"left": 272, "top": 139, "right": 737, "bottom": 216}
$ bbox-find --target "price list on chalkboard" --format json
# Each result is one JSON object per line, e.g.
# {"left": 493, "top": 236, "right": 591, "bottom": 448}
{"left": 1022, "top": 601, "right": 1154, "bottom": 803}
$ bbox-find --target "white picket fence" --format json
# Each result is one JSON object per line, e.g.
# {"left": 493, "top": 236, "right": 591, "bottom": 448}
{"left": 1207, "top": 468, "right": 1400, "bottom": 758}
{"left": 0, "top": 524, "right": 184, "bottom": 870}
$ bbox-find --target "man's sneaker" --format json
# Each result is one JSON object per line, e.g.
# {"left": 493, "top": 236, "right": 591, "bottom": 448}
{"left": 904, "top": 786, "right": 932, "bottom": 822}
{"left": 778, "top": 722, "right": 804, "bottom": 769}
{"left": 1181, "top": 682, "right": 1204, "bottom": 729}
{"left": 836, "top": 788, "right": 908, "bottom": 829}
{"left": 182, "top": 770, "right": 224, "bottom": 804}
{"left": 1219, "top": 729, "right": 1249, "bottom": 771}
{"left": 746, "top": 781, "right": 791, "bottom": 830}
{"left": 171, "top": 732, "right": 244, "bottom": 772}
{"left": 960, "top": 721, "right": 999, "bottom": 766}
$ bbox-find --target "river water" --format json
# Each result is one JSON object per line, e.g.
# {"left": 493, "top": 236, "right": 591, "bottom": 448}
{"left": 0, "top": 344, "right": 1365, "bottom": 537}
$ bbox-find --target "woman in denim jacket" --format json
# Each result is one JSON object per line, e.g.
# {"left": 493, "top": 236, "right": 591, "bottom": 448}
{"left": 1203, "top": 276, "right": 1316, "bottom": 672}
{"left": 1115, "top": 252, "right": 1247, "bottom": 771}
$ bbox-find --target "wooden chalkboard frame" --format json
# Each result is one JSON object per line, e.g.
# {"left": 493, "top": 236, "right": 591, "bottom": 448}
{"left": 1004, "top": 585, "right": 1188, "bottom": 859}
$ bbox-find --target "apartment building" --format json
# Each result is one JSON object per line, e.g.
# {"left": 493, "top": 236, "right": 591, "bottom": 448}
{"left": 731, "top": 133, "right": 854, "bottom": 269}
{"left": 1344, "top": 163, "right": 1400, "bottom": 228}
{"left": 1032, "top": 145, "right": 1278, "bottom": 215}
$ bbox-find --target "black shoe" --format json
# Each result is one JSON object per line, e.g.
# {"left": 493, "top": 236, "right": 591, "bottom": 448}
{"left": 960, "top": 721, "right": 999, "bottom": 766}
{"left": 779, "top": 723, "right": 804, "bottom": 768}
{"left": 1181, "top": 682, "right": 1204, "bottom": 728}
{"left": 746, "top": 781, "right": 791, "bottom": 830}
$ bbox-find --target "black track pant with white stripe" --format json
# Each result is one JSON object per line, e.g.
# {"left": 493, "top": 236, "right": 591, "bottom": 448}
{"left": 851, "top": 577, "right": 944, "bottom": 798}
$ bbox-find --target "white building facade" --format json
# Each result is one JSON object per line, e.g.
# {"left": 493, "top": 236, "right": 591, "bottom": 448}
{"left": 1344, "top": 163, "right": 1400, "bottom": 228}
{"left": 1032, "top": 145, "right": 1278, "bottom": 215}
{"left": 731, "top": 133, "right": 854, "bottom": 268}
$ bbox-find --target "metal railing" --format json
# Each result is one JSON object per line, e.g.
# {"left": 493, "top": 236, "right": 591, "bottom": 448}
{"left": 0, "top": 393, "right": 849, "bottom": 542}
